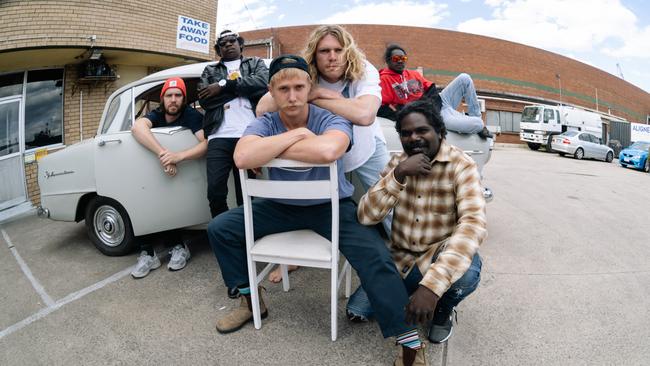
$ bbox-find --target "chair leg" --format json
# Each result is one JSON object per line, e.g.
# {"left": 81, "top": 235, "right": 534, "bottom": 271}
{"left": 345, "top": 261, "right": 352, "bottom": 299}
{"left": 331, "top": 260, "right": 338, "bottom": 341}
{"left": 281, "top": 264, "right": 290, "bottom": 292}
{"left": 248, "top": 261, "right": 262, "bottom": 330}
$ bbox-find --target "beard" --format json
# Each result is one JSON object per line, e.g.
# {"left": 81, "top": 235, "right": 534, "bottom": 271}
{"left": 162, "top": 101, "right": 185, "bottom": 117}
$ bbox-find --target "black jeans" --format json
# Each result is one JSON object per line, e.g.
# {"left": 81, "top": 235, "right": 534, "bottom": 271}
{"left": 206, "top": 138, "right": 244, "bottom": 218}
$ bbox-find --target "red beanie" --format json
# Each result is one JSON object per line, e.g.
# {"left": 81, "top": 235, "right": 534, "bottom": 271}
{"left": 160, "top": 77, "right": 186, "bottom": 98}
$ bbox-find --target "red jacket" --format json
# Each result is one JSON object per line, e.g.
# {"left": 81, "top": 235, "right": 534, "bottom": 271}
{"left": 379, "top": 68, "right": 434, "bottom": 106}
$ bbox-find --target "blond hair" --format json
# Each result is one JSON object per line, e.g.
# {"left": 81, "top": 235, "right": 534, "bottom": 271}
{"left": 302, "top": 25, "right": 366, "bottom": 83}
{"left": 269, "top": 68, "right": 311, "bottom": 88}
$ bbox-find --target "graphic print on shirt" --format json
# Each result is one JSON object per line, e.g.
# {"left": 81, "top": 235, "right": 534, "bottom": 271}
{"left": 228, "top": 69, "right": 241, "bottom": 80}
{"left": 392, "top": 78, "right": 424, "bottom": 100}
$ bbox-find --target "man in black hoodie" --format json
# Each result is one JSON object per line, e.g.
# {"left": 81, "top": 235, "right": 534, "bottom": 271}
{"left": 198, "top": 30, "right": 269, "bottom": 219}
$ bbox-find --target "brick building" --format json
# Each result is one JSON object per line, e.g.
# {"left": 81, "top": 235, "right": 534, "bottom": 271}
{"left": 0, "top": 0, "right": 217, "bottom": 217}
{"left": 240, "top": 24, "right": 650, "bottom": 143}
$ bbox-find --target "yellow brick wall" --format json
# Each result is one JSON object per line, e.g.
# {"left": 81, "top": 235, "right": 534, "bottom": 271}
{"left": 0, "top": 0, "right": 217, "bottom": 60}
{"left": 25, "top": 161, "right": 40, "bottom": 206}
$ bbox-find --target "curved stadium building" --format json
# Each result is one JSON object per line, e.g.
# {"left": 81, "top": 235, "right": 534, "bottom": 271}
{"left": 240, "top": 24, "right": 650, "bottom": 142}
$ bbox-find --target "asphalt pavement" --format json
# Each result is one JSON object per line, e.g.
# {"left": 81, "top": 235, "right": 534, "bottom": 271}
{"left": 1, "top": 145, "right": 649, "bottom": 365}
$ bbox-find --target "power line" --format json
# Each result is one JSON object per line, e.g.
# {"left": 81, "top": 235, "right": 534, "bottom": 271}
{"left": 240, "top": 0, "right": 258, "bottom": 29}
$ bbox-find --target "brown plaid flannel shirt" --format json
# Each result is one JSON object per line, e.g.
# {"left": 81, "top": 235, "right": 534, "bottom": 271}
{"left": 358, "top": 140, "right": 487, "bottom": 297}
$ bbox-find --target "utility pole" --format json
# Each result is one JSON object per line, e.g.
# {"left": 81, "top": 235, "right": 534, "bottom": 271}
{"left": 556, "top": 73, "right": 562, "bottom": 106}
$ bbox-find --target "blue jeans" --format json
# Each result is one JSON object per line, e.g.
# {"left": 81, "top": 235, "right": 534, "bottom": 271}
{"left": 351, "top": 137, "right": 393, "bottom": 236}
{"left": 346, "top": 253, "right": 482, "bottom": 319}
{"left": 439, "top": 73, "right": 484, "bottom": 134}
{"left": 208, "top": 198, "right": 413, "bottom": 338}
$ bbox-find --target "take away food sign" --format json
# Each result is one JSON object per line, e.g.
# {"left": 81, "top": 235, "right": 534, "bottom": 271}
{"left": 177, "top": 15, "right": 210, "bottom": 54}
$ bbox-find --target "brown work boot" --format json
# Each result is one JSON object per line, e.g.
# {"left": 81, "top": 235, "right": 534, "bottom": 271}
{"left": 394, "top": 344, "right": 429, "bottom": 366}
{"left": 215, "top": 288, "right": 268, "bottom": 334}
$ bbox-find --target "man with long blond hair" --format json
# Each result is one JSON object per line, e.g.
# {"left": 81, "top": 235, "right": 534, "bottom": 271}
{"left": 208, "top": 56, "right": 425, "bottom": 365}
{"left": 257, "top": 24, "right": 393, "bottom": 283}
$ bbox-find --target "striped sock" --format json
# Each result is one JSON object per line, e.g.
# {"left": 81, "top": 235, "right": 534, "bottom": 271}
{"left": 396, "top": 329, "right": 422, "bottom": 350}
{"left": 238, "top": 287, "right": 251, "bottom": 295}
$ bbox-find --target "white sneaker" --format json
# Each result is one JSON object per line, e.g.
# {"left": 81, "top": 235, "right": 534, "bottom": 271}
{"left": 168, "top": 243, "right": 190, "bottom": 271}
{"left": 131, "top": 251, "right": 161, "bottom": 279}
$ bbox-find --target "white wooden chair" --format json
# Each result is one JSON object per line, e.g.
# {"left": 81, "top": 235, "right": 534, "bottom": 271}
{"left": 239, "top": 158, "right": 352, "bottom": 341}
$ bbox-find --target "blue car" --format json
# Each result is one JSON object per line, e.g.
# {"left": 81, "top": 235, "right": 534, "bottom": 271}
{"left": 619, "top": 141, "right": 650, "bottom": 172}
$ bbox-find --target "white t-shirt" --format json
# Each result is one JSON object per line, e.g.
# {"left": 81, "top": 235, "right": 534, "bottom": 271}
{"left": 208, "top": 59, "right": 257, "bottom": 140}
{"left": 317, "top": 60, "right": 385, "bottom": 172}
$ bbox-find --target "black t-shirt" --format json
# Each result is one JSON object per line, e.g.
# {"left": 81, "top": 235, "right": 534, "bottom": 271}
{"left": 145, "top": 107, "right": 203, "bottom": 134}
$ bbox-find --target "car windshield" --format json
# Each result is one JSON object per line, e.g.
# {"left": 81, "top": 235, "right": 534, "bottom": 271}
{"left": 628, "top": 141, "right": 650, "bottom": 150}
{"left": 521, "top": 107, "right": 541, "bottom": 123}
{"left": 559, "top": 130, "right": 579, "bottom": 137}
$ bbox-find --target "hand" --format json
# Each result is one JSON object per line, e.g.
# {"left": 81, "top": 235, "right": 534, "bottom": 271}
{"left": 394, "top": 153, "right": 431, "bottom": 183}
{"left": 159, "top": 150, "right": 183, "bottom": 166}
{"left": 250, "top": 167, "right": 262, "bottom": 176}
{"left": 405, "top": 286, "right": 440, "bottom": 325}
{"left": 308, "top": 87, "right": 341, "bottom": 102}
{"left": 198, "top": 83, "right": 223, "bottom": 99}
{"left": 163, "top": 163, "right": 177, "bottom": 177}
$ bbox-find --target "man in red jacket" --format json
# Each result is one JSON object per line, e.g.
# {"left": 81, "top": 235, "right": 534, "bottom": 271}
{"left": 379, "top": 44, "right": 490, "bottom": 137}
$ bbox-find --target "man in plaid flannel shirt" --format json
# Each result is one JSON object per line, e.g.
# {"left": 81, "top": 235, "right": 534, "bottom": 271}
{"left": 349, "top": 99, "right": 487, "bottom": 345}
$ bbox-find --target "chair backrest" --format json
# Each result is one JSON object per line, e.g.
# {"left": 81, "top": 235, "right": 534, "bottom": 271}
{"left": 238, "top": 158, "right": 340, "bottom": 251}
{"left": 241, "top": 159, "right": 338, "bottom": 201}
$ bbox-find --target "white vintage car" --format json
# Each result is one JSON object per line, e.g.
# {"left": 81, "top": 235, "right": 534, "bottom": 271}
{"left": 38, "top": 61, "right": 492, "bottom": 256}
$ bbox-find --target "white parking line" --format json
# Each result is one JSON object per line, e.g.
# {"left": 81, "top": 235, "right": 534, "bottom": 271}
{"left": 0, "top": 266, "right": 133, "bottom": 340}
{"left": 0, "top": 228, "right": 134, "bottom": 340}
{"left": 2, "top": 229, "right": 54, "bottom": 307}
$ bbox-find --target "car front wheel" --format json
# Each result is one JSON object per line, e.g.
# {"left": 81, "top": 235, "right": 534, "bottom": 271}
{"left": 644, "top": 159, "right": 650, "bottom": 173}
{"left": 574, "top": 148, "right": 584, "bottom": 160}
{"left": 605, "top": 151, "right": 613, "bottom": 163}
{"left": 85, "top": 196, "right": 136, "bottom": 256}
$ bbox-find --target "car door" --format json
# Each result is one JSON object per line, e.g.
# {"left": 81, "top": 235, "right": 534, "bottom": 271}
{"left": 94, "top": 81, "right": 211, "bottom": 237}
{"left": 590, "top": 134, "right": 607, "bottom": 160}
{"left": 577, "top": 133, "right": 590, "bottom": 157}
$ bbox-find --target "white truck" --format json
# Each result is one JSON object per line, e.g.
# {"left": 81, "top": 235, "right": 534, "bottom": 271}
{"left": 520, "top": 105, "right": 605, "bottom": 151}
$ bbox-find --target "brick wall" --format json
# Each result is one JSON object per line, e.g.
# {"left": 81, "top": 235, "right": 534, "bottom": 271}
{"left": 241, "top": 25, "right": 650, "bottom": 123}
{"left": 0, "top": 0, "right": 217, "bottom": 61}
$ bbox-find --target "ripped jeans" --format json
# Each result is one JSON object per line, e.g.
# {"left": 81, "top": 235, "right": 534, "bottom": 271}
{"left": 346, "top": 253, "right": 482, "bottom": 319}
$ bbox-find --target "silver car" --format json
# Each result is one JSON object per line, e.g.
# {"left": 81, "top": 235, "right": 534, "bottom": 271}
{"left": 37, "top": 62, "right": 493, "bottom": 256}
{"left": 551, "top": 130, "right": 614, "bottom": 162}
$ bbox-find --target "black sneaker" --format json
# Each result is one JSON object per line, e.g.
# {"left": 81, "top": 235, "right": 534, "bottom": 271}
{"left": 346, "top": 309, "right": 369, "bottom": 323}
{"left": 227, "top": 287, "right": 240, "bottom": 299}
{"left": 427, "top": 308, "right": 457, "bottom": 343}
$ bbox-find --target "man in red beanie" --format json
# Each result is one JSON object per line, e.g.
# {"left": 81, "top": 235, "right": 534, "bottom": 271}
{"left": 130, "top": 76, "right": 206, "bottom": 278}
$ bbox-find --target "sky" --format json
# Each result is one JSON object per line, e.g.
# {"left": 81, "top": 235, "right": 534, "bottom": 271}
{"left": 216, "top": 0, "right": 650, "bottom": 93}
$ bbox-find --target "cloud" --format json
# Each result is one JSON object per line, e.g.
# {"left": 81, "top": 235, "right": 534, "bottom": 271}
{"left": 216, "top": 0, "right": 278, "bottom": 33}
{"left": 602, "top": 24, "right": 650, "bottom": 58}
{"left": 319, "top": 1, "right": 449, "bottom": 27}
{"left": 457, "top": 0, "right": 640, "bottom": 53}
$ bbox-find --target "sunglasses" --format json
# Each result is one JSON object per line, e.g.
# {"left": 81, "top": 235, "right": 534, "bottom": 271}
{"left": 391, "top": 55, "right": 408, "bottom": 63}
{"left": 218, "top": 37, "right": 237, "bottom": 47}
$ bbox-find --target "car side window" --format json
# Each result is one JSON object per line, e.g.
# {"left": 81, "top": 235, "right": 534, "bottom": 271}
{"left": 101, "top": 89, "right": 133, "bottom": 134}
{"left": 578, "top": 133, "right": 589, "bottom": 142}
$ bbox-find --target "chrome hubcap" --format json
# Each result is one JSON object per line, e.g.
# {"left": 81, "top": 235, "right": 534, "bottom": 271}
{"left": 93, "top": 205, "right": 125, "bottom": 247}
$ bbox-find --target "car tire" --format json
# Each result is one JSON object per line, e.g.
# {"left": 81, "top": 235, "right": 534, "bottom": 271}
{"left": 644, "top": 159, "right": 650, "bottom": 173}
{"left": 605, "top": 151, "right": 613, "bottom": 163}
{"left": 527, "top": 142, "right": 541, "bottom": 151}
{"left": 85, "top": 196, "right": 136, "bottom": 256}
{"left": 574, "top": 147, "right": 584, "bottom": 160}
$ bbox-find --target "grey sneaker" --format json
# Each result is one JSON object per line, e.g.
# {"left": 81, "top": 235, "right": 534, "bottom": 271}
{"left": 168, "top": 243, "right": 190, "bottom": 271}
{"left": 427, "top": 308, "right": 457, "bottom": 343}
{"left": 131, "top": 251, "right": 161, "bottom": 279}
